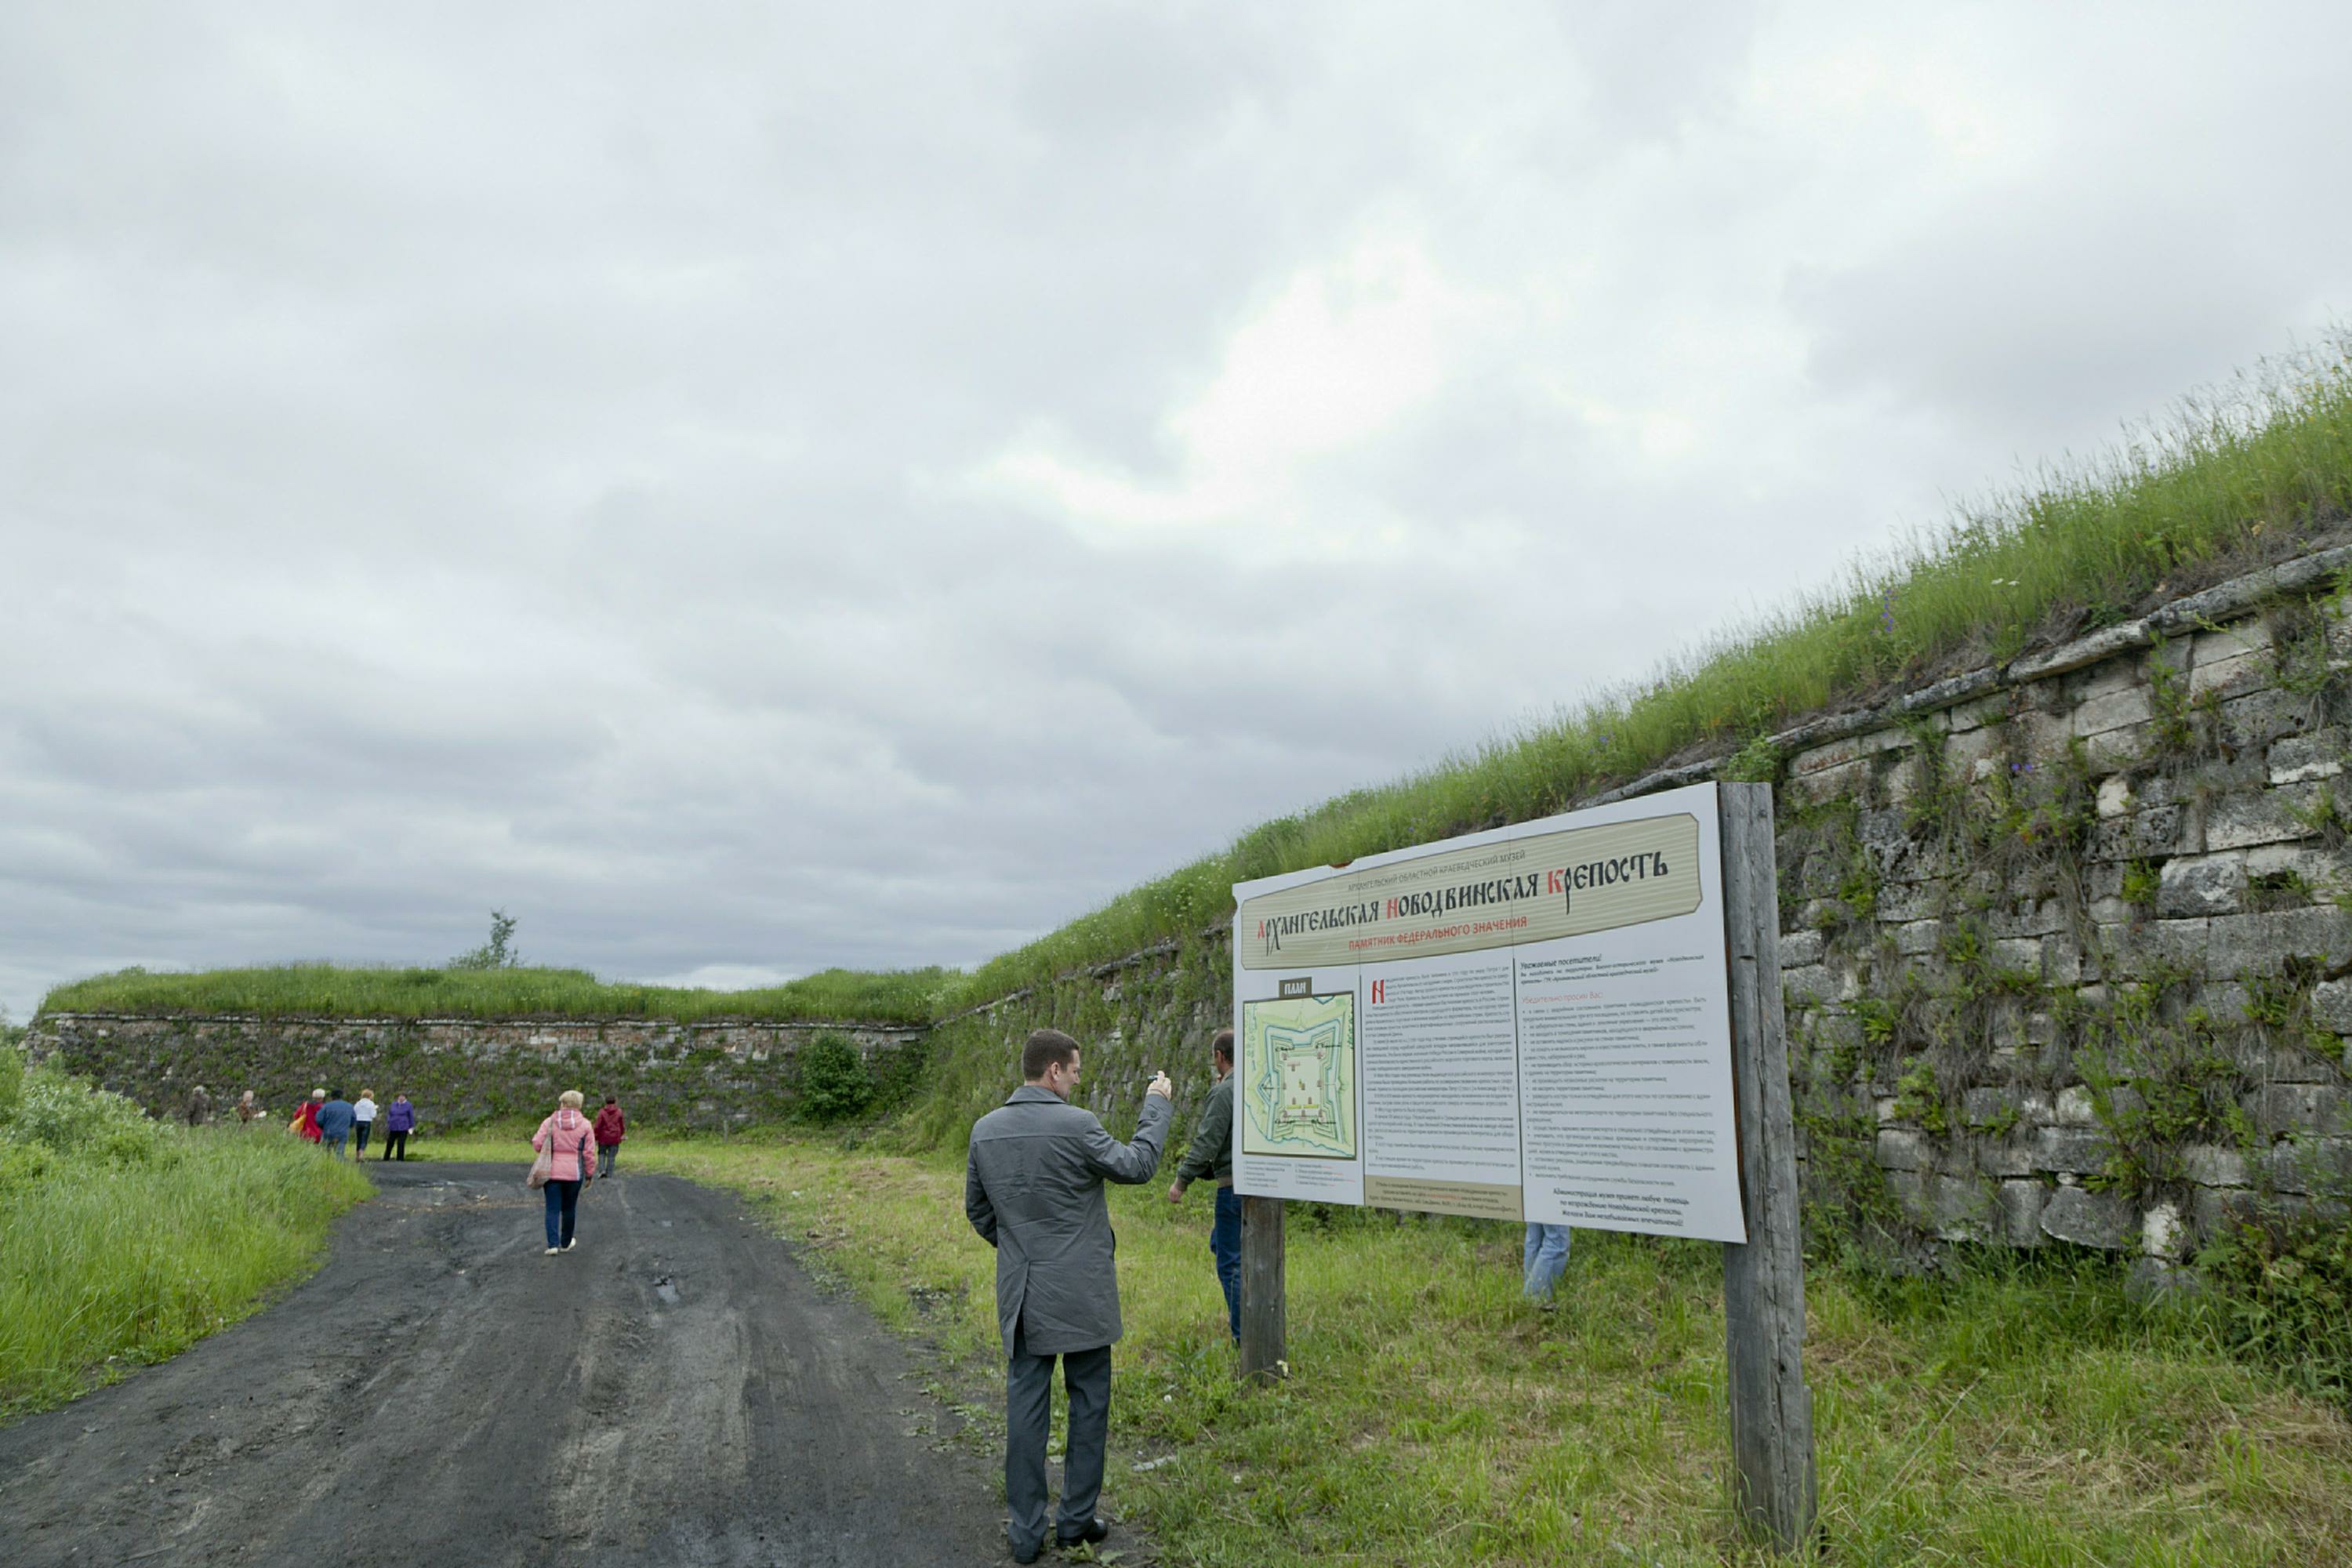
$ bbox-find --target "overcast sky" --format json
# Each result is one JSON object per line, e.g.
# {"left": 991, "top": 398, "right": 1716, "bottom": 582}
{"left": 6, "top": 2, "right": 2351, "bottom": 1019}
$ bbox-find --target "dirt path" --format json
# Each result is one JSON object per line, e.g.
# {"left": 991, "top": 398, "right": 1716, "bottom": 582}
{"left": 0, "top": 1163, "right": 1015, "bottom": 1566}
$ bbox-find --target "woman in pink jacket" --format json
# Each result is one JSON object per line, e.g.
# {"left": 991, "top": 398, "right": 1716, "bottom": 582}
{"left": 532, "top": 1090, "right": 600, "bottom": 1255}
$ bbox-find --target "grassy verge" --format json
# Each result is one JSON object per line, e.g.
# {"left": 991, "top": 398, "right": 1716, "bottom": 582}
{"left": 626, "top": 1133, "right": 2352, "bottom": 1567}
{"left": 0, "top": 1051, "right": 373, "bottom": 1417}
{"left": 38, "top": 962, "right": 949, "bottom": 1025}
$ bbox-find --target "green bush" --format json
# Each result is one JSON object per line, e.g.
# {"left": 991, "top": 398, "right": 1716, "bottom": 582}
{"left": 2200, "top": 1204, "right": 2352, "bottom": 1406}
{"left": 7, "top": 1060, "right": 166, "bottom": 1164}
{"left": 797, "top": 1033, "right": 874, "bottom": 1125}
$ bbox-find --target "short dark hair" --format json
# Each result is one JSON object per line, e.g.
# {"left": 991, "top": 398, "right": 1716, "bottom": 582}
{"left": 604, "top": 1096, "right": 616, "bottom": 1105}
{"left": 1211, "top": 1028, "right": 1235, "bottom": 1064}
{"left": 1022, "top": 1029, "right": 1080, "bottom": 1082}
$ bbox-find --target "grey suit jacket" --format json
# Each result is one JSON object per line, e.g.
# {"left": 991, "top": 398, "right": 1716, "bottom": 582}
{"left": 965, "top": 1083, "right": 1172, "bottom": 1356}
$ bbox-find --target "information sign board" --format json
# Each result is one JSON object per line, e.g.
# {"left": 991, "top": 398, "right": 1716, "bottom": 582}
{"left": 1230, "top": 782, "right": 1748, "bottom": 1243}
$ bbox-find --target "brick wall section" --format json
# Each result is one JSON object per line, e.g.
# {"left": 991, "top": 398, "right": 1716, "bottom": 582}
{"left": 27, "top": 1013, "right": 927, "bottom": 1131}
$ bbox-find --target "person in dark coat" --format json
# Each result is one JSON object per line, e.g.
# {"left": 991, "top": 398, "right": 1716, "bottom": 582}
{"left": 1167, "top": 1028, "right": 1240, "bottom": 1342}
{"left": 965, "top": 1029, "right": 1172, "bottom": 1564}
{"left": 184, "top": 1083, "right": 212, "bottom": 1127}
{"left": 380, "top": 1093, "right": 416, "bottom": 1160}
{"left": 592, "top": 1097, "right": 626, "bottom": 1178}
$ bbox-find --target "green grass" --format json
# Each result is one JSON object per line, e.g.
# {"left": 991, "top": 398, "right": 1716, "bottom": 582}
{"left": 38, "top": 962, "right": 951, "bottom": 1025}
{"left": 0, "top": 1049, "right": 373, "bottom": 1417}
{"left": 626, "top": 1132, "right": 2352, "bottom": 1567}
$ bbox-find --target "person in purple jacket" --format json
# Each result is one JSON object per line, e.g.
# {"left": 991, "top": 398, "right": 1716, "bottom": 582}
{"left": 380, "top": 1093, "right": 417, "bottom": 1161}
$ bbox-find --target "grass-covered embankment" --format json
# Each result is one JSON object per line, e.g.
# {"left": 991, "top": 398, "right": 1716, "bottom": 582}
{"left": 628, "top": 1133, "right": 2352, "bottom": 1567}
{"left": 0, "top": 1045, "right": 373, "bottom": 1417}
{"left": 38, "top": 962, "right": 950, "bottom": 1025}
{"left": 939, "top": 341, "right": 2352, "bottom": 1012}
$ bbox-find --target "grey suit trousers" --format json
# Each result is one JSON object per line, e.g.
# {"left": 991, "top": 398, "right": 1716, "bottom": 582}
{"left": 1005, "top": 1319, "right": 1112, "bottom": 1553}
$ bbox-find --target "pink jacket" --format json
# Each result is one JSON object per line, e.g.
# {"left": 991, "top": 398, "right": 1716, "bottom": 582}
{"left": 532, "top": 1109, "right": 599, "bottom": 1182}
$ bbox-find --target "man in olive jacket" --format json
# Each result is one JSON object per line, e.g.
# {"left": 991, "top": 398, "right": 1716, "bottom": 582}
{"left": 1167, "top": 1028, "right": 1240, "bottom": 1341}
{"left": 966, "top": 1029, "right": 1173, "bottom": 1564}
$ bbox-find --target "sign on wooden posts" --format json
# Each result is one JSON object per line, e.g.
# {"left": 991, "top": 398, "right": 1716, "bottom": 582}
{"left": 1229, "top": 782, "right": 1817, "bottom": 1552}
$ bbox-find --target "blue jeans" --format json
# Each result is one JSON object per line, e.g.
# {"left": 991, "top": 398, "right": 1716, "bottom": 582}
{"left": 1523, "top": 1223, "right": 1572, "bottom": 1300}
{"left": 321, "top": 1133, "right": 348, "bottom": 1159}
{"left": 1211, "top": 1186, "right": 1243, "bottom": 1342}
{"left": 544, "top": 1179, "right": 581, "bottom": 1248}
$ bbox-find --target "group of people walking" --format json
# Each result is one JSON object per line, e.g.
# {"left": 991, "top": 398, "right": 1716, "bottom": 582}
{"left": 281, "top": 1088, "right": 418, "bottom": 1157}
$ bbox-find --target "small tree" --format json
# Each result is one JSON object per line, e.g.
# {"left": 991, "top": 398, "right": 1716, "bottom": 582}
{"left": 448, "top": 910, "right": 522, "bottom": 971}
{"left": 797, "top": 1032, "right": 873, "bottom": 1124}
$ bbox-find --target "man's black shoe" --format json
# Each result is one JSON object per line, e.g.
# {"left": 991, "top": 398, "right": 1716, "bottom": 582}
{"left": 1056, "top": 1518, "right": 1111, "bottom": 1547}
{"left": 1010, "top": 1535, "right": 1042, "bottom": 1565}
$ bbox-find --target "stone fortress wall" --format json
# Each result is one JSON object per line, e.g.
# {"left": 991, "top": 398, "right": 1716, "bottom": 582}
{"left": 928, "top": 544, "right": 2352, "bottom": 1275}
{"left": 27, "top": 1012, "right": 926, "bottom": 1131}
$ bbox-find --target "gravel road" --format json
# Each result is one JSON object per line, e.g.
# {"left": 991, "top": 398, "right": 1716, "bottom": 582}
{"left": 0, "top": 1163, "right": 1013, "bottom": 1566}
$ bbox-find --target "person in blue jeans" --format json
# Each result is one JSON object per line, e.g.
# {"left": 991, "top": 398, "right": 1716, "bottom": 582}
{"left": 1523, "top": 1222, "right": 1573, "bottom": 1306}
{"left": 314, "top": 1091, "right": 357, "bottom": 1158}
{"left": 1167, "top": 1029, "right": 1242, "bottom": 1342}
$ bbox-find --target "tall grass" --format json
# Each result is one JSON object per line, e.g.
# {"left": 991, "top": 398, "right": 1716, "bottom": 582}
{"left": 0, "top": 1048, "right": 373, "bottom": 1416}
{"left": 634, "top": 1133, "right": 2352, "bottom": 1566}
{"left": 38, "top": 962, "right": 952, "bottom": 1026}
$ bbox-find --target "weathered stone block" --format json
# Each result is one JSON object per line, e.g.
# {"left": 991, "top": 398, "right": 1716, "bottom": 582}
{"left": 2268, "top": 1136, "right": 2352, "bottom": 1196}
{"left": 1986, "top": 898, "right": 2067, "bottom": 938}
{"left": 2220, "top": 690, "right": 2318, "bottom": 753}
{"left": 2312, "top": 978, "right": 2352, "bottom": 1033}
{"left": 1990, "top": 936, "right": 2044, "bottom": 978}
{"left": 2205, "top": 906, "right": 2352, "bottom": 977}
{"left": 1876, "top": 1128, "right": 1929, "bottom": 1171}
{"left": 1791, "top": 728, "right": 1915, "bottom": 776}
{"left": 2096, "top": 918, "right": 2209, "bottom": 980}
{"left": 2205, "top": 785, "right": 2325, "bottom": 852}
{"left": 2036, "top": 1125, "right": 2113, "bottom": 1175}
{"left": 1781, "top": 965, "right": 1834, "bottom": 1007}
{"left": 1778, "top": 928, "right": 1824, "bottom": 969}
{"left": 1976, "top": 1137, "right": 2038, "bottom": 1178}
{"left": 1996, "top": 1178, "right": 2049, "bottom": 1247}
{"left": 2156, "top": 851, "right": 2247, "bottom": 917}
{"left": 2250, "top": 1083, "right": 2352, "bottom": 1137}
{"left": 2089, "top": 806, "right": 2190, "bottom": 862}
{"left": 1893, "top": 920, "right": 1944, "bottom": 956}
{"left": 2182, "top": 1144, "right": 2250, "bottom": 1187}
{"left": 1963, "top": 1087, "right": 2020, "bottom": 1125}
{"left": 2096, "top": 775, "right": 2136, "bottom": 818}
{"left": 1929, "top": 1174, "right": 1996, "bottom": 1240}
{"left": 2013, "top": 710, "right": 2075, "bottom": 763}
{"left": 2143, "top": 1200, "right": 2187, "bottom": 1260}
{"left": 2042, "top": 1185, "right": 2136, "bottom": 1249}
{"left": 2193, "top": 1184, "right": 2260, "bottom": 1236}
{"left": 2075, "top": 686, "right": 2154, "bottom": 737}
{"left": 2269, "top": 728, "right": 2348, "bottom": 786}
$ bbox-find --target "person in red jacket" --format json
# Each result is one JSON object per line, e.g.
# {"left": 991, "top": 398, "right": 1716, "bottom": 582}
{"left": 593, "top": 1096, "right": 626, "bottom": 1178}
{"left": 290, "top": 1088, "right": 324, "bottom": 1142}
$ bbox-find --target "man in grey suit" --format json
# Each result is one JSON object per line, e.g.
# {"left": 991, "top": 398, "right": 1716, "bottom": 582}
{"left": 966, "top": 1028, "right": 1173, "bottom": 1564}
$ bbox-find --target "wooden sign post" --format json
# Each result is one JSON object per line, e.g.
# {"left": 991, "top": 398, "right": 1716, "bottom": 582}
{"left": 1718, "top": 781, "right": 1818, "bottom": 1552}
{"left": 1239, "top": 1194, "right": 1286, "bottom": 1384}
{"left": 1231, "top": 782, "right": 1816, "bottom": 1552}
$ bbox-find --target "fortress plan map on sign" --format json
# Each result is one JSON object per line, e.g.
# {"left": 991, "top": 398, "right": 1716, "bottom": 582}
{"left": 1240, "top": 993, "right": 1357, "bottom": 1160}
